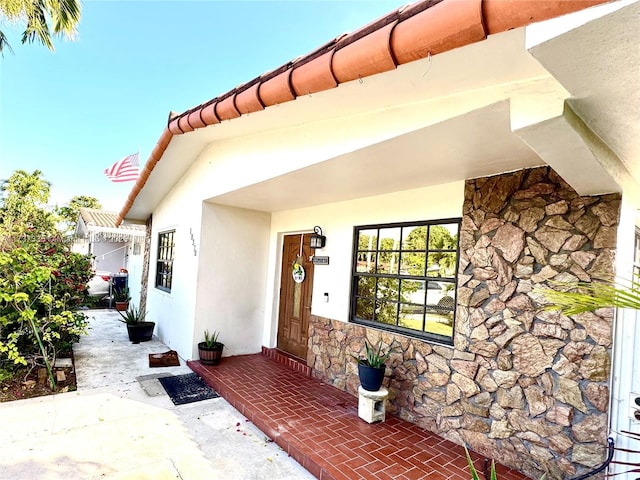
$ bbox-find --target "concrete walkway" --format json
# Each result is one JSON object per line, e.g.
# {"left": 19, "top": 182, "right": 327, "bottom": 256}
{"left": 0, "top": 310, "right": 314, "bottom": 480}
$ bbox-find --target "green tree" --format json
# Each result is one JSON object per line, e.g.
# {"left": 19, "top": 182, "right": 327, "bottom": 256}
{"left": 0, "top": 169, "right": 91, "bottom": 390}
{"left": 0, "top": 0, "right": 81, "bottom": 54}
{"left": 402, "top": 225, "right": 458, "bottom": 277}
{"left": 0, "top": 169, "right": 57, "bottom": 236}
{"left": 56, "top": 195, "right": 101, "bottom": 234}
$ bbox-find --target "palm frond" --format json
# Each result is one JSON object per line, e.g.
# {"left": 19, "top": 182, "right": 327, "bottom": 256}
{"left": 2, "top": 0, "right": 81, "bottom": 52}
{"left": 0, "top": 29, "right": 15, "bottom": 54}
{"left": 47, "top": 0, "right": 80, "bottom": 36}
{"left": 539, "top": 279, "right": 640, "bottom": 316}
{"left": 21, "top": 0, "right": 53, "bottom": 50}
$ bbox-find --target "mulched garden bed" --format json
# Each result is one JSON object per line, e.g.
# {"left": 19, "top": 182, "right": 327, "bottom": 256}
{"left": 0, "top": 354, "right": 77, "bottom": 403}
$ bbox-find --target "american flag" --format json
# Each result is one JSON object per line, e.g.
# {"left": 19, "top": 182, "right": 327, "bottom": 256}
{"left": 104, "top": 152, "right": 140, "bottom": 183}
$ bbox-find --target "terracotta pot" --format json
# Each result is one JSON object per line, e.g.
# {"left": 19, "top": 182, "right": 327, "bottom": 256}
{"left": 358, "top": 363, "right": 386, "bottom": 391}
{"left": 198, "top": 342, "right": 224, "bottom": 365}
{"left": 115, "top": 301, "right": 129, "bottom": 312}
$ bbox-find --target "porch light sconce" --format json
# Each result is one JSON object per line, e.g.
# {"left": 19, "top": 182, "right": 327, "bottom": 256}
{"left": 310, "top": 226, "right": 326, "bottom": 249}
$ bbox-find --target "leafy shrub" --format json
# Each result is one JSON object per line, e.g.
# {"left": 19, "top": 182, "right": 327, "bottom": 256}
{"left": 0, "top": 170, "right": 94, "bottom": 389}
{"left": 0, "top": 239, "right": 91, "bottom": 387}
{"left": 0, "top": 367, "right": 13, "bottom": 384}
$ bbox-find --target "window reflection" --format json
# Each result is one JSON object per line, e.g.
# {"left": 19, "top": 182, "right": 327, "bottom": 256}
{"left": 351, "top": 219, "right": 460, "bottom": 344}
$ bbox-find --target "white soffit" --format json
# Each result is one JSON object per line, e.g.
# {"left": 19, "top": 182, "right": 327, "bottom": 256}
{"left": 208, "top": 102, "right": 543, "bottom": 213}
{"left": 525, "top": 0, "right": 640, "bottom": 194}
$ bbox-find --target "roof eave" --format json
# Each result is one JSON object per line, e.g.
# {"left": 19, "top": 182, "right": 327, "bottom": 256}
{"left": 116, "top": 0, "right": 611, "bottom": 226}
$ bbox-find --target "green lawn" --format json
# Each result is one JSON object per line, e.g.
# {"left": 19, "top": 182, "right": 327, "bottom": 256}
{"left": 399, "top": 313, "right": 453, "bottom": 337}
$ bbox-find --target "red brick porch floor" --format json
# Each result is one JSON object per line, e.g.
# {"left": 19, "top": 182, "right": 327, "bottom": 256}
{"left": 188, "top": 353, "right": 529, "bottom": 480}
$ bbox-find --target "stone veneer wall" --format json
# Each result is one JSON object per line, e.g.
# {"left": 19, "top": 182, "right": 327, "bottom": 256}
{"left": 307, "top": 167, "right": 620, "bottom": 479}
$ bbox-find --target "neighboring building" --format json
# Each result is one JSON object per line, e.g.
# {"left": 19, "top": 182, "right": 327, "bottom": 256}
{"left": 116, "top": 1, "right": 640, "bottom": 478}
{"left": 74, "top": 208, "right": 146, "bottom": 306}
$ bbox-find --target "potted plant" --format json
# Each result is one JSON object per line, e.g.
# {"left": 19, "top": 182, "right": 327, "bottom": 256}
{"left": 113, "top": 286, "right": 131, "bottom": 311}
{"left": 118, "top": 304, "right": 155, "bottom": 343}
{"left": 198, "top": 330, "right": 224, "bottom": 365}
{"left": 351, "top": 339, "right": 391, "bottom": 391}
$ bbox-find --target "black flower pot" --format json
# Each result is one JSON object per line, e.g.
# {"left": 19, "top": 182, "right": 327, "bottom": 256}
{"left": 358, "top": 363, "right": 386, "bottom": 391}
{"left": 126, "top": 322, "right": 155, "bottom": 343}
{"left": 198, "top": 342, "right": 224, "bottom": 365}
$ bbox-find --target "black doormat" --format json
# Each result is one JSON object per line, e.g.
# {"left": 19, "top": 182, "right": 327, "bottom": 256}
{"left": 158, "top": 373, "right": 220, "bottom": 405}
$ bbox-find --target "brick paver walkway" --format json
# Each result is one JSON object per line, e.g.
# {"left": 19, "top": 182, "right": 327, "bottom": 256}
{"left": 189, "top": 353, "right": 529, "bottom": 480}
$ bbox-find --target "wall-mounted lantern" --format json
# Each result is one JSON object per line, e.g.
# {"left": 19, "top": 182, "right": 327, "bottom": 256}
{"left": 310, "top": 226, "right": 326, "bottom": 249}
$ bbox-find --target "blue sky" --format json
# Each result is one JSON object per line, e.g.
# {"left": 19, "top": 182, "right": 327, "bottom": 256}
{"left": 0, "top": 0, "right": 403, "bottom": 211}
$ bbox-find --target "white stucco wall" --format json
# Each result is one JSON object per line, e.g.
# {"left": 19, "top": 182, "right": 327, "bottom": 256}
{"left": 264, "top": 181, "right": 465, "bottom": 348}
{"left": 145, "top": 184, "right": 203, "bottom": 359}
{"left": 193, "top": 203, "right": 271, "bottom": 359}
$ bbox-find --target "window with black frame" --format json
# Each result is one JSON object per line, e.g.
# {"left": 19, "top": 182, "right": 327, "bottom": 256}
{"left": 156, "top": 230, "right": 175, "bottom": 292}
{"left": 350, "top": 219, "right": 460, "bottom": 344}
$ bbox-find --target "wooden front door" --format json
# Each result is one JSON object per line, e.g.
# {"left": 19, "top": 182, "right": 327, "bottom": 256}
{"left": 277, "top": 234, "right": 315, "bottom": 360}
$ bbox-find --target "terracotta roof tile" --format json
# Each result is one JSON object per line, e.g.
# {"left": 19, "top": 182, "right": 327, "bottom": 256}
{"left": 116, "top": 0, "right": 610, "bottom": 225}
{"left": 332, "top": 21, "right": 398, "bottom": 83}
{"left": 168, "top": 118, "right": 183, "bottom": 135}
{"left": 481, "top": 0, "right": 607, "bottom": 34}
{"left": 200, "top": 102, "right": 221, "bottom": 126}
{"left": 187, "top": 110, "right": 206, "bottom": 129}
{"left": 290, "top": 50, "right": 337, "bottom": 96}
{"left": 258, "top": 69, "right": 296, "bottom": 107}
{"left": 235, "top": 83, "right": 265, "bottom": 114}
{"left": 391, "top": 0, "right": 485, "bottom": 64}
{"left": 216, "top": 94, "right": 241, "bottom": 120}
{"left": 177, "top": 115, "right": 194, "bottom": 133}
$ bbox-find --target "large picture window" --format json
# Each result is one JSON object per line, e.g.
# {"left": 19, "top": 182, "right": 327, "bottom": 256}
{"left": 350, "top": 219, "right": 461, "bottom": 344}
{"left": 156, "top": 230, "right": 175, "bottom": 292}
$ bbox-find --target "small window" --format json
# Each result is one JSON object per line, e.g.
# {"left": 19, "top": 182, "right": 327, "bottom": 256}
{"left": 156, "top": 230, "right": 175, "bottom": 292}
{"left": 350, "top": 219, "right": 461, "bottom": 344}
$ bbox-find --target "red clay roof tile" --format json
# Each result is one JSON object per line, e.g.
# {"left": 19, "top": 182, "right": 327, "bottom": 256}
{"left": 391, "top": 0, "right": 485, "bottom": 64}
{"left": 117, "top": 0, "right": 610, "bottom": 225}
{"left": 200, "top": 102, "right": 221, "bottom": 126}
{"left": 178, "top": 115, "right": 194, "bottom": 133}
{"left": 291, "top": 51, "right": 338, "bottom": 96}
{"left": 236, "top": 83, "right": 265, "bottom": 114}
{"left": 482, "top": 0, "right": 608, "bottom": 35}
{"left": 187, "top": 110, "right": 206, "bottom": 130}
{"left": 156, "top": 127, "right": 173, "bottom": 149}
{"left": 215, "top": 94, "right": 241, "bottom": 121}
{"left": 168, "top": 119, "right": 183, "bottom": 135}
{"left": 258, "top": 69, "right": 296, "bottom": 107}
{"left": 332, "top": 21, "right": 398, "bottom": 83}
